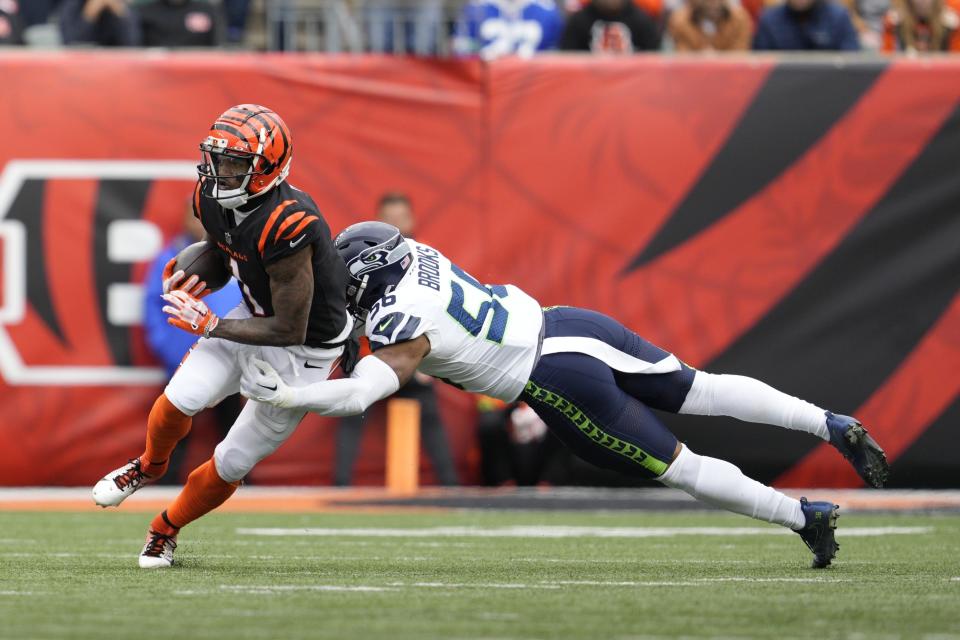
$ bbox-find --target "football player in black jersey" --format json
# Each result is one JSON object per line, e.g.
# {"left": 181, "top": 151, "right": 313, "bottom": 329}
{"left": 92, "top": 104, "right": 354, "bottom": 568}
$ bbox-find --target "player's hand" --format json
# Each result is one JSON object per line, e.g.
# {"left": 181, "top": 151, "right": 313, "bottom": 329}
{"left": 509, "top": 403, "right": 547, "bottom": 444}
{"left": 241, "top": 357, "right": 295, "bottom": 408}
{"left": 161, "top": 258, "right": 210, "bottom": 299}
{"left": 340, "top": 335, "right": 361, "bottom": 375}
{"left": 162, "top": 290, "right": 220, "bottom": 338}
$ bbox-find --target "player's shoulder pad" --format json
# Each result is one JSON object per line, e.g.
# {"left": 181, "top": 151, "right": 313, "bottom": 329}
{"left": 257, "top": 197, "right": 324, "bottom": 258}
{"left": 365, "top": 294, "right": 427, "bottom": 352}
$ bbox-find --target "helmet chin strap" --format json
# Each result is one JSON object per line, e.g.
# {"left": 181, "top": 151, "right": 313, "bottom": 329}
{"left": 354, "top": 274, "right": 370, "bottom": 311}
{"left": 212, "top": 172, "right": 253, "bottom": 209}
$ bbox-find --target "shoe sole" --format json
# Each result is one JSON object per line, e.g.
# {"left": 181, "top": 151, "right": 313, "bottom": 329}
{"left": 91, "top": 480, "right": 136, "bottom": 508}
{"left": 811, "top": 504, "right": 840, "bottom": 569}
{"left": 138, "top": 558, "right": 173, "bottom": 569}
{"left": 846, "top": 425, "right": 890, "bottom": 489}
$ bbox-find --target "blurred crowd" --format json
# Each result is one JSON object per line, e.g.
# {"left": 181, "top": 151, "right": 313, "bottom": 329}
{"left": 0, "top": 0, "right": 958, "bottom": 53}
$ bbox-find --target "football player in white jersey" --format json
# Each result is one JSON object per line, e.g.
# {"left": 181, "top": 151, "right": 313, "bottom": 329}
{"left": 241, "top": 222, "right": 890, "bottom": 568}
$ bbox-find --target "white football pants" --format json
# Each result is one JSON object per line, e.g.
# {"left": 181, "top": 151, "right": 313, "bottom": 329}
{"left": 163, "top": 304, "right": 344, "bottom": 483}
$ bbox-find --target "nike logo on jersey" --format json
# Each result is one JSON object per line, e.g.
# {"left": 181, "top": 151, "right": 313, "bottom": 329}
{"left": 304, "top": 361, "right": 325, "bottom": 369}
{"left": 258, "top": 383, "right": 278, "bottom": 391}
{"left": 377, "top": 317, "right": 395, "bottom": 333}
{"left": 289, "top": 235, "right": 306, "bottom": 248}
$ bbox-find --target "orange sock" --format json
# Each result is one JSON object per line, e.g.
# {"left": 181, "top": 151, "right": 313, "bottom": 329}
{"left": 140, "top": 394, "right": 192, "bottom": 479}
{"left": 152, "top": 457, "right": 240, "bottom": 534}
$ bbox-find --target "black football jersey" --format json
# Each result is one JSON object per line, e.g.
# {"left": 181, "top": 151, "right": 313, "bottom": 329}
{"left": 193, "top": 178, "right": 350, "bottom": 347}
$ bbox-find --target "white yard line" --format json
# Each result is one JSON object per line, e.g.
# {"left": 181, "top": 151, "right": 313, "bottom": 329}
{"left": 220, "top": 585, "right": 395, "bottom": 593}
{"left": 236, "top": 525, "right": 932, "bottom": 539}
{"left": 171, "top": 577, "right": 851, "bottom": 597}
{"left": 550, "top": 577, "right": 849, "bottom": 586}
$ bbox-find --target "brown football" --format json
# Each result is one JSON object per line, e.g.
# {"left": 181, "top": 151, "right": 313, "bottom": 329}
{"left": 173, "top": 241, "right": 231, "bottom": 291}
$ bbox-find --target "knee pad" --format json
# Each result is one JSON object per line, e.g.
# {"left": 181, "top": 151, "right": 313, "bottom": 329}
{"left": 213, "top": 441, "right": 256, "bottom": 483}
{"left": 164, "top": 375, "right": 222, "bottom": 417}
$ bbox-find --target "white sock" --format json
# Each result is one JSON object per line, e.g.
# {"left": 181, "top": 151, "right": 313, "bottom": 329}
{"left": 679, "top": 371, "right": 829, "bottom": 441}
{"left": 659, "top": 444, "right": 805, "bottom": 530}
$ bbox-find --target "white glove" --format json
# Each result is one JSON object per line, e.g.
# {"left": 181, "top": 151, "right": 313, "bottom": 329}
{"left": 509, "top": 403, "right": 548, "bottom": 444}
{"left": 240, "top": 357, "right": 295, "bottom": 408}
{"left": 161, "top": 290, "right": 219, "bottom": 338}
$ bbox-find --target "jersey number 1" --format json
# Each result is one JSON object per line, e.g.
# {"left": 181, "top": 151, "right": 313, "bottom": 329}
{"left": 447, "top": 264, "right": 508, "bottom": 344}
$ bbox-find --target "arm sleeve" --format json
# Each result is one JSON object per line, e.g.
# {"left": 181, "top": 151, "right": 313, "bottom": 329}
{"left": 287, "top": 355, "right": 401, "bottom": 416}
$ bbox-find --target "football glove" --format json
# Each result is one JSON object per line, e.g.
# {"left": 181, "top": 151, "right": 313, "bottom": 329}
{"left": 339, "top": 334, "right": 361, "bottom": 376}
{"left": 240, "top": 357, "right": 295, "bottom": 408}
{"left": 162, "top": 257, "right": 211, "bottom": 299}
{"left": 162, "top": 290, "right": 220, "bottom": 338}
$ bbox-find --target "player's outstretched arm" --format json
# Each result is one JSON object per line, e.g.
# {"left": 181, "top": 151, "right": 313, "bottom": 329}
{"left": 241, "top": 336, "right": 430, "bottom": 416}
{"left": 210, "top": 247, "right": 314, "bottom": 346}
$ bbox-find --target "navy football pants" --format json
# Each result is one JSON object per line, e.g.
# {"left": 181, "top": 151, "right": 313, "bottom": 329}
{"left": 520, "top": 307, "right": 695, "bottom": 478}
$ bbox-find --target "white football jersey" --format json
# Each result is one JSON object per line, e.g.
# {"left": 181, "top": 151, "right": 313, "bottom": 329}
{"left": 364, "top": 240, "right": 543, "bottom": 401}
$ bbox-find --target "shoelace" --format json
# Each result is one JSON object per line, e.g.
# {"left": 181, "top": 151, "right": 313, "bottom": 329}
{"left": 143, "top": 532, "right": 176, "bottom": 557}
{"left": 113, "top": 459, "right": 145, "bottom": 490}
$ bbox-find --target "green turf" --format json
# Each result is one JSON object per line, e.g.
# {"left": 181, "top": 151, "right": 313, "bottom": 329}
{"left": 1, "top": 510, "right": 958, "bottom": 640}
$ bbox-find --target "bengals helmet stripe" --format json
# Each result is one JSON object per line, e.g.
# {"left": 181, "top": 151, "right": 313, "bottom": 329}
{"left": 211, "top": 122, "right": 250, "bottom": 139}
{"left": 246, "top": 110, "right": 290, "bottom": 169}
{"left": 257, "top": 199, "right": 298, "bottom": 255}
{"left": 198, "top": 104, "right": 294, "bottom": 209}
{"left": 227, "top": 110, "right": 270, "bottom": 141}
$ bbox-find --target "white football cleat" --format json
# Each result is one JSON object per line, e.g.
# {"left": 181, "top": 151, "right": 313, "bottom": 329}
{"left": 92, "top": 458, "right": 154, "bottom": 507}
{"left": 139, "top": 530, "right": 177, "bottom": 569}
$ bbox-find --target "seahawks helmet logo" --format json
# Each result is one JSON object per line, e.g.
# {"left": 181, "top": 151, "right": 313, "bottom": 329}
{"left": 348, "top": 236, "right": 407, "bottom": 277}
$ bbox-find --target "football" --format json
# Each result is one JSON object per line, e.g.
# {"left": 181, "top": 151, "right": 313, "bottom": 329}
{"left": 173, "top": 241, "right": 231, "bottom": 292}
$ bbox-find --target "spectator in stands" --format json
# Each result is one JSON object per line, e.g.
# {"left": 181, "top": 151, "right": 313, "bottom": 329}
{"left": 566, "top": 0, "right": 664, "bottom": 22}
{"left": 740, "top": 0, "right": 779, "bottom": 23}
{"left": 838, "top": 0, "right": 889, "bottom": 48}
{"left": 363, "top": 0, "right": 444, "bottom": 55}
{"left": 222, "top": 0, "right": 250, "bottom": 45}
{"left": 137, "top": 0, "right": 223, "bottom": 48}
{"left": 143, "top": 197, "right": 243, "bottom": 484}
{"left": 560, "top": 0, "right": 660, "bottom": 52}
{"left": 0, "top": 0, "right": 25, "bottom": 44}
{"left": 334, "top": 192, "right": 459, "bottom": 486}
{"left": 60, "top": 0, "right": 139, "bottom": 46}
{"left": 753, "top": 0, "right": 861, "bottom": 49}
{"left": 668, "top": 0, "right": 753, "bottom": 50}
{"left": 882, "top": 0, "right": 960, "bottom": 50}
{"left": 21, "top": 0, "right": 63, "bottom": 27}
{"left": 453, "top": 0, "right": 565, "bottom": 59}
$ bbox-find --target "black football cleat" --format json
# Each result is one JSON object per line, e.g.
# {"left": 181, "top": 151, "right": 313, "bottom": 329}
{"left": 825, "top": 412, "right": 890, "bottom": 488}
{"left": 796, "top": 497, "right": 839, "bottom": 569}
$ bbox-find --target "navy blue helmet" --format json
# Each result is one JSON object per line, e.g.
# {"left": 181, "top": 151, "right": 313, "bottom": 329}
{"left": 334, "top": 221, "right": 413, "bottom": 318}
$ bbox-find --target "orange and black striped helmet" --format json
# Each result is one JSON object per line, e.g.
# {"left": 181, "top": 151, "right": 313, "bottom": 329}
{"left": 198, "top": 104, "right": 293, "bottom": 208}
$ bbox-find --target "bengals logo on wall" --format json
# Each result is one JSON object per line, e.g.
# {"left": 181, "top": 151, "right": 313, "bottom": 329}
{"left": 0, "top": 160, "right": 197, "bottom": 385}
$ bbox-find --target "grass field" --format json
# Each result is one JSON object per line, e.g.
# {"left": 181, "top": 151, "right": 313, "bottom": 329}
{"left": 1, "top": 509, "right": 959, "bottom": 640}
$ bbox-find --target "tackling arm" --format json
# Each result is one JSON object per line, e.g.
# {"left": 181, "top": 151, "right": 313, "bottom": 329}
{"left": 242, "top": 335, "right": 431, "bottom": 416}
